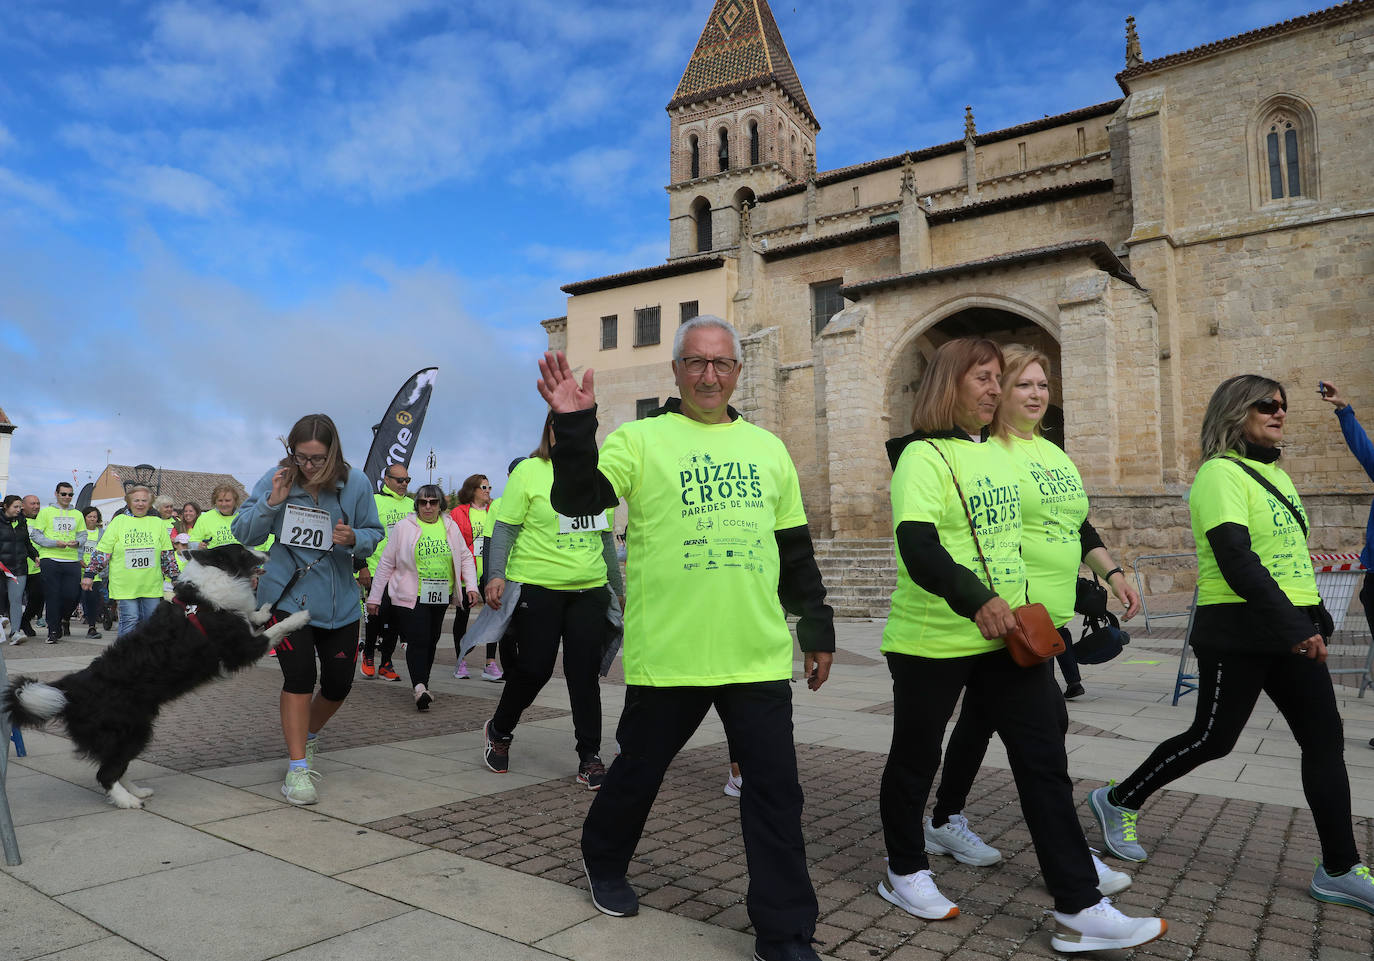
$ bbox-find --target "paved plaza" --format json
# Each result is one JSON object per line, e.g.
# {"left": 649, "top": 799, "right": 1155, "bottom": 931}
{"left": 3, "top": 617, "right": 1373, "bottom": 961}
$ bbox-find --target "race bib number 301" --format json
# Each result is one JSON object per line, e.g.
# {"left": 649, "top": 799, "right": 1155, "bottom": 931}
{"left": 558, "top": 513, "right": 610, "bottom": 535}
{"left": 125, "top": 548, "right": 155, "bottom": 570}
{"left": 282, "top": 504, "right": 333, "bottom": 551}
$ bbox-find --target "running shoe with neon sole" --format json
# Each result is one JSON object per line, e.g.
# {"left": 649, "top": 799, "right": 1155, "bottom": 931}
{"left": 1310, "top": 862, "right": 1374, "bottom": 914}
{"left": 481, "top": 661, "right": 504, "bottom": 681}
{"left": 924, "top": 814, "right": 1001, "bottom": 866}
{"left": 359, "top": 655, "right": 376, "bottom": 678}
{"left": 1088, "top": 785, "right": 1147, "bottom": 862}
{"left": 878, "top": 867, "right": 959, "bottom": 920}
{"left": 377, "top": 662, "right": 401, "bottom": 681}
{"left": 1050, "top": 897, "right": 1166, "bottom": 953}
{"left": 281, "top": 767, "right": 321, "bottom": 805}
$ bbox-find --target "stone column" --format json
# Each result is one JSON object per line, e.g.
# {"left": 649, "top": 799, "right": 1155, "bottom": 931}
{"left": 814, "top": 303, "right": 887, "bottom": 537}
{"left": 737, "top": 326, "right": 780, "bottom": 434}
{"left": 898, "top": 154, "right": 931, "bottom": 274}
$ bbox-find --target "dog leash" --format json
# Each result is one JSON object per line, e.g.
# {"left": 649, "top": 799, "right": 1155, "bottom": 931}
{"left": 172, "top": 597, "right": 208, "bottom": 637}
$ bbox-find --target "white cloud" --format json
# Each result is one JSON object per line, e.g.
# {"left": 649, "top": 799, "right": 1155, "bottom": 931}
{"left": 121, "top": 164, "right": 229, "bottom": 216}
{"left": 0, "top": 166, "right": 76, "bottom": 219}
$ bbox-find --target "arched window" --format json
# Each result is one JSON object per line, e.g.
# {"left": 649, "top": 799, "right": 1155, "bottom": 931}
{"left": 718, "top": 128, "right": 729, "bottom": 172}
{"left": 1248, "top": 95, "right": 1318, "bottom": 208}
{"left": 688, "top": 134, "right": 699, "bottom": 180}
{"left": 693, "top": 197, "right": 713, "bottom": 253}
{"left": 1266, "top": 116, "right": 1302, "bottom": 199}
{"left": 748, "top": 120, "right": 760, "bottom": 165}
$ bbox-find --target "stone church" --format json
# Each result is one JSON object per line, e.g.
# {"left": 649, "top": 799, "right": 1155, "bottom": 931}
{"left": 542, "top": 0, "right": 1373, "bottom": 611}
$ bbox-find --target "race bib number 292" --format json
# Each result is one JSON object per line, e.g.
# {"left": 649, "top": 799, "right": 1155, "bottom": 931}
{"left": 282, "top": 504, "right": 333, "bottom": 550}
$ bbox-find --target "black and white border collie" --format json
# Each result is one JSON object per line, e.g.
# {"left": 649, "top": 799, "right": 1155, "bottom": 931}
{"left": 3, "top": 544, "right": 309, "bottom": 809}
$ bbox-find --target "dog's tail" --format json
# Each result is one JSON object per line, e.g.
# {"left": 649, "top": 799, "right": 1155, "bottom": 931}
{"left": 3, "top": 677, "right": 67, "bottom": 728}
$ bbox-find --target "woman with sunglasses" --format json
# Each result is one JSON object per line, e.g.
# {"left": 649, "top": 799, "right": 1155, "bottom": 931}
{"left": 482, "top": 412, "right": 622, "bottom": 789}
{"left": 368, "top": 484, "right": 478, "bottom": 710}
{"left": 450, "top": 473, "right": 501, "bottom": 680}
{"left": 234, "top": 413, "right": 383, "bottom": 806}
{"left": 1089, "top": 376, "right": 1373, "bottom": 914}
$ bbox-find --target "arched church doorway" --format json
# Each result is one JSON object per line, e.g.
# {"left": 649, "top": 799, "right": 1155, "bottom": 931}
{"left": 885, "top": 306, "right": 1064, "bottom": 446}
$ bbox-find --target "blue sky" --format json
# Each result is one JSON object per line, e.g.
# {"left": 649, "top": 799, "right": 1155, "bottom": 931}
{"left": 1, "top": 0, "right": 1319, "bottom": 500}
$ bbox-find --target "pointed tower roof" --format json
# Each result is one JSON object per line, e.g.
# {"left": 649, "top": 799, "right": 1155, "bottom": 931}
{"left": 667, "top": 0, "right": 818, "bottom": 129}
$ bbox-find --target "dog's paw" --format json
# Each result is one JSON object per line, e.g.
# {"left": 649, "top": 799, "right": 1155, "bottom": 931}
{"left": 107, "top": 783, "right": 145, "bottom": 809}
{"left": 249, "top": 604, "right": 274, "bottom": 627}
{"left": 128, "top": 783, "right": 154, "bottom": 799}
{"left": 278, "top": 610, "right": 311, "bottom": 633}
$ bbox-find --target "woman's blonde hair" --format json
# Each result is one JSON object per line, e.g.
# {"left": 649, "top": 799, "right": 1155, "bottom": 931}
{"left": 909, "top": 338, "right": 1004, "bottom": 433}
{"left": 1199, "top": 375, "right": 1286, "bottom": 461}
{"left": 277, "top": 414, "right": 350, "bottom": 495}
{"left": 992, "top": 344, "right": 1053, "bottom": 438}
{"left": 530, "top": 410, "right": 555, "bottom": 461}
{"left": 211, "top": 484, "right": 242, "bottom": 510}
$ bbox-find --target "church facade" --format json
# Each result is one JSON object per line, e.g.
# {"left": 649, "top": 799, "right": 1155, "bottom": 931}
{"left": 543, "top": 0, "right": 1373, "bottom": 588}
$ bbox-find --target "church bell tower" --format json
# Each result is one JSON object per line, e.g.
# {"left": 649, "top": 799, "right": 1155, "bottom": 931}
{"left": 666, "top": 0, "right": 819, "bottom": 258}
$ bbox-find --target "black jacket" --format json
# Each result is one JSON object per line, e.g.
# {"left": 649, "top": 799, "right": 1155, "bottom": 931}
{"left": 0, "top": 514, "right": 38, "bottom": 575}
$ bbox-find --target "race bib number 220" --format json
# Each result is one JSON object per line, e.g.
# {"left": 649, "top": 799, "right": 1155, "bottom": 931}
{"left": 282, "top": 504, "right": 333, "bottom": 550}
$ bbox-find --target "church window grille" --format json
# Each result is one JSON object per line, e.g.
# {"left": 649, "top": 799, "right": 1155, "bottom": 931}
{"left": 811, "top": 280, "right": 845, "bottom": 337}
{"left": 1267, "top": 120, "right": 1302, "bottom": 199}
{"left": 689, "top": 135, "right": 699, "bottom": 179}
{"left": 749, "top": 121, "right": 760, "bottom": 165}
{"left": 680, "top": 301, "right": 699, "bottom": 324}
{"left": 634, "top": 306, "right": 661, "bottom": 347}
{"left": 718, "top": 128, "right": 730, "bottom": 171}
{"left": 600, "top": 315, "right": 618, "bottom": 350}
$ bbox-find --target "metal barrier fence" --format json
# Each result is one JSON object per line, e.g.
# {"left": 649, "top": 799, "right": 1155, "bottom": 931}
{"left": 1132, "top": 552, "right": 1196, "bottom": 632}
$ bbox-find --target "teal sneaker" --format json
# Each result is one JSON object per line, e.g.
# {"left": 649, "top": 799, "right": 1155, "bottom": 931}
{"left": 281, "top": 767, "right": 321, "bottom": 805}
{"left": 1089, "top": 785, "right": 1147, "bottom": 862}
{"left": 1310, "top": 862, "right": 1374, "bottom": 914}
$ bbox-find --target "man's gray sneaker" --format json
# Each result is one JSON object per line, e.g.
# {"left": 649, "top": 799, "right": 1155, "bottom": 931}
{"left": 923, "top": 814, "right": 1001, "bottom": 866}
{"left": 1309, "top": 862, "right": 1374, "bottom": 914}
{"left": 1089, "top": 785, "right": 1147, "bottom": 862}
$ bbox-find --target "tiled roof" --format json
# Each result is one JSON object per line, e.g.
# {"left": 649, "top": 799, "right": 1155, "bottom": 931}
{"left": 926, "top": 179, "right": 1114, "bottom": 223}
{"left": 107, "top": 464, "right": 248, "bottom": 509}
{"left": 1117, "top": 1, "right": 1368, "bottom": 85}
{"left": 761, "top": 221, "right": 900, "bottom": 260}
{"left": 668, "top": 0, "right": 818, "bottom": 128}
{"left": 560, "top": 254, "right": 726, "bottom": 296}
{"left": 0, "top": 406, "right": 13, "bottom": 432}
{"left": 755, "top": 101, "right": 1122, "bottom": 201}
{"left": 840, "top": 240, "right": 1139, "bottom": 298}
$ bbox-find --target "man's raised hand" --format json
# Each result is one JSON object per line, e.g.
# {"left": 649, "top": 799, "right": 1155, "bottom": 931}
{"left": 537, "top": 351, "right": 596, "bottom": 413}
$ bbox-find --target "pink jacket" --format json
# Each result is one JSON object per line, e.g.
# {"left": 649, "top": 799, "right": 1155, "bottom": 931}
{"left": 367, "top": 514, "right": 478, "bottom": 610}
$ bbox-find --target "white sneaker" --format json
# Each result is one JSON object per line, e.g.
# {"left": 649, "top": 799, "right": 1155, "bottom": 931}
{"left": 1092, "top": 851, "right": 1131, "bottom": 896}
{"left": 281, "top": 767, "right": 321, "bottom": 805}
{"left": 923, "top": 814, "right": 1001, "bottom": 866}
{"left": 724, "top": 773, "right": 743, "bottom": 797}
{"left": 1050, "top": 897, "right": 1165, "bottom": 953}
{"left": 878, "top": 867, "right": 959, "bottom": 920}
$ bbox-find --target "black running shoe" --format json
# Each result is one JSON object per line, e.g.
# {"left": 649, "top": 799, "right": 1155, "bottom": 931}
{"left": 87, "top": 626, "right": 102, "bottom": 639}
{"left": 483, "top": 718, "right": 511, "bottom": 773}
{"left": 577, "top": 756, "right": 607, "bottom": 791}
{"left": 583, "top": 860, "right": 638, "bottom": 917}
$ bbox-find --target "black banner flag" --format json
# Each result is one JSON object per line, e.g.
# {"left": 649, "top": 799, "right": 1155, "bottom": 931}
{"left": 362, "top": 368, "right": 439, "bottom": 492}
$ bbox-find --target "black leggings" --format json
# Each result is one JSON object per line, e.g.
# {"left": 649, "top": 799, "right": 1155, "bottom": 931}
{"left": 492, "top": 583, "right": 608, "bottom": 760}
{"left": 22, "top": 568, "right": 45, "bottom": 625}
{"left": 932, "top": 627, "right": 1072, "bottom": 824}
{"left": 401, "top": 602, "right": 446, "bottom": 688}
{"left": 363, "top": 585, "right": 400, "bottom": 665}
{"left": 1113, "top": 647, "right": 1359, "bottom": 873}
{"left": 881, "top": 648, "right": 1099, "bottom": 914}
{"left": 275, "top": 614, "right": 359, "bottom": 701}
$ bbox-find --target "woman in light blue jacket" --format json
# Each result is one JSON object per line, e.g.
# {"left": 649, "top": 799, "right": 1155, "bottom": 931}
{"left": 234, "top": 413, "right": 382, "bottom": 806}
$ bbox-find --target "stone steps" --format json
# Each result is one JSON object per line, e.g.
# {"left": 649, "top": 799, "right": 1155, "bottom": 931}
{"left": 815, "top": 538, "right": 896, "bottom": 618}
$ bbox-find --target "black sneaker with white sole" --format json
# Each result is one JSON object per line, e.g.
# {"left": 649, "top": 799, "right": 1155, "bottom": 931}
{"left": 483, "top": 718, "right": 512, "bottom": 773}
{"left": 583, "top": 860, "right": 638, "bottom": 917}
{"left": 577, "top": 755, "right": 607, "bottom": 790}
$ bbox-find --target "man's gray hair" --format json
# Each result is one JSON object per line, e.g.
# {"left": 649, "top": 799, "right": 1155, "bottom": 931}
{"left": 672, "top": 314, "right": 743, "bottom": 363}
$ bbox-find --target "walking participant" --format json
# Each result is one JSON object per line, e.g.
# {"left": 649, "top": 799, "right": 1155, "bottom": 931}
{"left": 1090, "top": 375, "right": 1374, "bottom": 914}
{"left": 368, "top": 484, "right": 478, "bottom": 710}
{"left": 153, "top": 495, "right": 179, "bottom": 541}
{"left": 925, "top": 346, "right": 1139, "bottom": 891}
{"left": 80, "top": 485, "right": 179, "bottom": 637}
{"left": 450, "top": 473, "right": 501, "bottom": 680}
{"left": 538, "top": 315, "right": 834, "bottom": 961}
{"left": 877, "top": 338, "right": 1164, "bottom": 953}
{"left": 482, "top": 413, "right": 622, "bottom": 788}
{"left": 31, "top": 482, "right": 85, "bottom": 643}
{"left": 78, "top": 507, "right": 106, "bottom": 639}
{"left": 233, "top": 413, "right": 383, "bottom": 806}
{"left": 19, "top": 495, "right": 44, "bottom": 637}
{"left": 358, "top": 463, "right": 413, "bottom": 681}
{"left": 1, "top": 495, "right": 39, "bottom": 643}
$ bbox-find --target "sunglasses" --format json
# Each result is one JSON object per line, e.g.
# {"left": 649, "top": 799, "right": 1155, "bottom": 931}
{"left": 1252, "top": 398, "right": 1287, "bottom": 415}
{"left": 479, "top": 485, "right": 491, "bottom": 490}
{"left": 388, "top": 475, "right": 411, "bottom": 484}
{"left": 416, "top": 497, "right": 442, "bottom": 506}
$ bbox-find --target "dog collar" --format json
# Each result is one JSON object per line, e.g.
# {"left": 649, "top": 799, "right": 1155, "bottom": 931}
{"left": 173, "top": 597, "right": 208, "bottom": 636}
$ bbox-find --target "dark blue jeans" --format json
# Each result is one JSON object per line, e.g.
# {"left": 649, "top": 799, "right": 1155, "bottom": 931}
{"left": 40, "top": 559, "right": 81, "bottom": 636}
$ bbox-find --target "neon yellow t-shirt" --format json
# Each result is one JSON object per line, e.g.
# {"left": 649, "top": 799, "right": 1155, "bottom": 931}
{"left": 596, "top": 412, "right": 806, "bottom": 686}
{"left": 189, "top": 511, "right": 273, "bottom": 552}
{"left": 97, "top": 514, "right": 173, "bottom": 600}
{"left": 999, "top": 434, "right": 1090, "bottom": 627}
{"left": 415, "top": 518, "right": 454, "bottom": 600}
{"left": 370, "top": 490, "right": 415, "bottom": 576}
{"left": 468, "top": 506, "right": 489, "bottom": 579}
{"left": 882, "top": 437, "right": 1026, "bottom": 658}
{"left": 499, "top": 458, "right": 609, "bottom": 591}
{"left": 1190, "top": 455, "right": 1319, "bottom": 607}
{"left": 35, "top": 506, "right": 84, "bottom": 562}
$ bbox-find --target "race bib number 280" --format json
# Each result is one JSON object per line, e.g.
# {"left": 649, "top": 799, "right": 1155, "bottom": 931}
{"left": 558, "top": 513, "right": 609, "bottom": 535}
{"left": 282, "top": 504, "right": 333, "bottom": 550}
{"left": 125, "top": 548, "right": 155, "bottom": 570}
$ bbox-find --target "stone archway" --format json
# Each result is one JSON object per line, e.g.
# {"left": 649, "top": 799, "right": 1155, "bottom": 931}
{"left": 884, "top": 304, "right": 1062, "bottom": 443}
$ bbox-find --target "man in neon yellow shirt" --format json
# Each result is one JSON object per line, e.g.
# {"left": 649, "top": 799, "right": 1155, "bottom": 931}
{"left": 31, "top": 482, "right": 84, "bottom": 643}
{"left": 536, "top": 315, "right": 834, "bottom": 961}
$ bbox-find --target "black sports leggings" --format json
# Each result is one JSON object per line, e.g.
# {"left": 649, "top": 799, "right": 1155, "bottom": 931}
{"left": 274, "top": 614, "right": 359, "bottom": 701}
{"left": 1113, "top": 647, "right": 1359, "bottom": 874}
{"left": 401, "top": 602, "right": 446, "bottom": 688}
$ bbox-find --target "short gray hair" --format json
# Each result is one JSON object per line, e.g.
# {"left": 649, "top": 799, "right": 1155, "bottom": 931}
{"left": 672, "top": 314, "right": 742, "bottom": 363}
{"left": 1199, "top": 374, "right": 1286, "bottom": 461}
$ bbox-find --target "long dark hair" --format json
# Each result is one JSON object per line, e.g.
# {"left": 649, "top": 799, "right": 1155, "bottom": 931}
{"left": 277, "top": 414, "right": 350, "bottom": 495}
{"left": 457, "top": 474, "right": 488, "bottom": 505}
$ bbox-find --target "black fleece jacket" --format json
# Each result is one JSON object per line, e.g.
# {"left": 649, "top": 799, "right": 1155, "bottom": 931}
{"left": 549, "top": 400, "right": 835, "bottom": 654}
{"left": 0, "top": 515, "right": 38, "bottom": 575}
